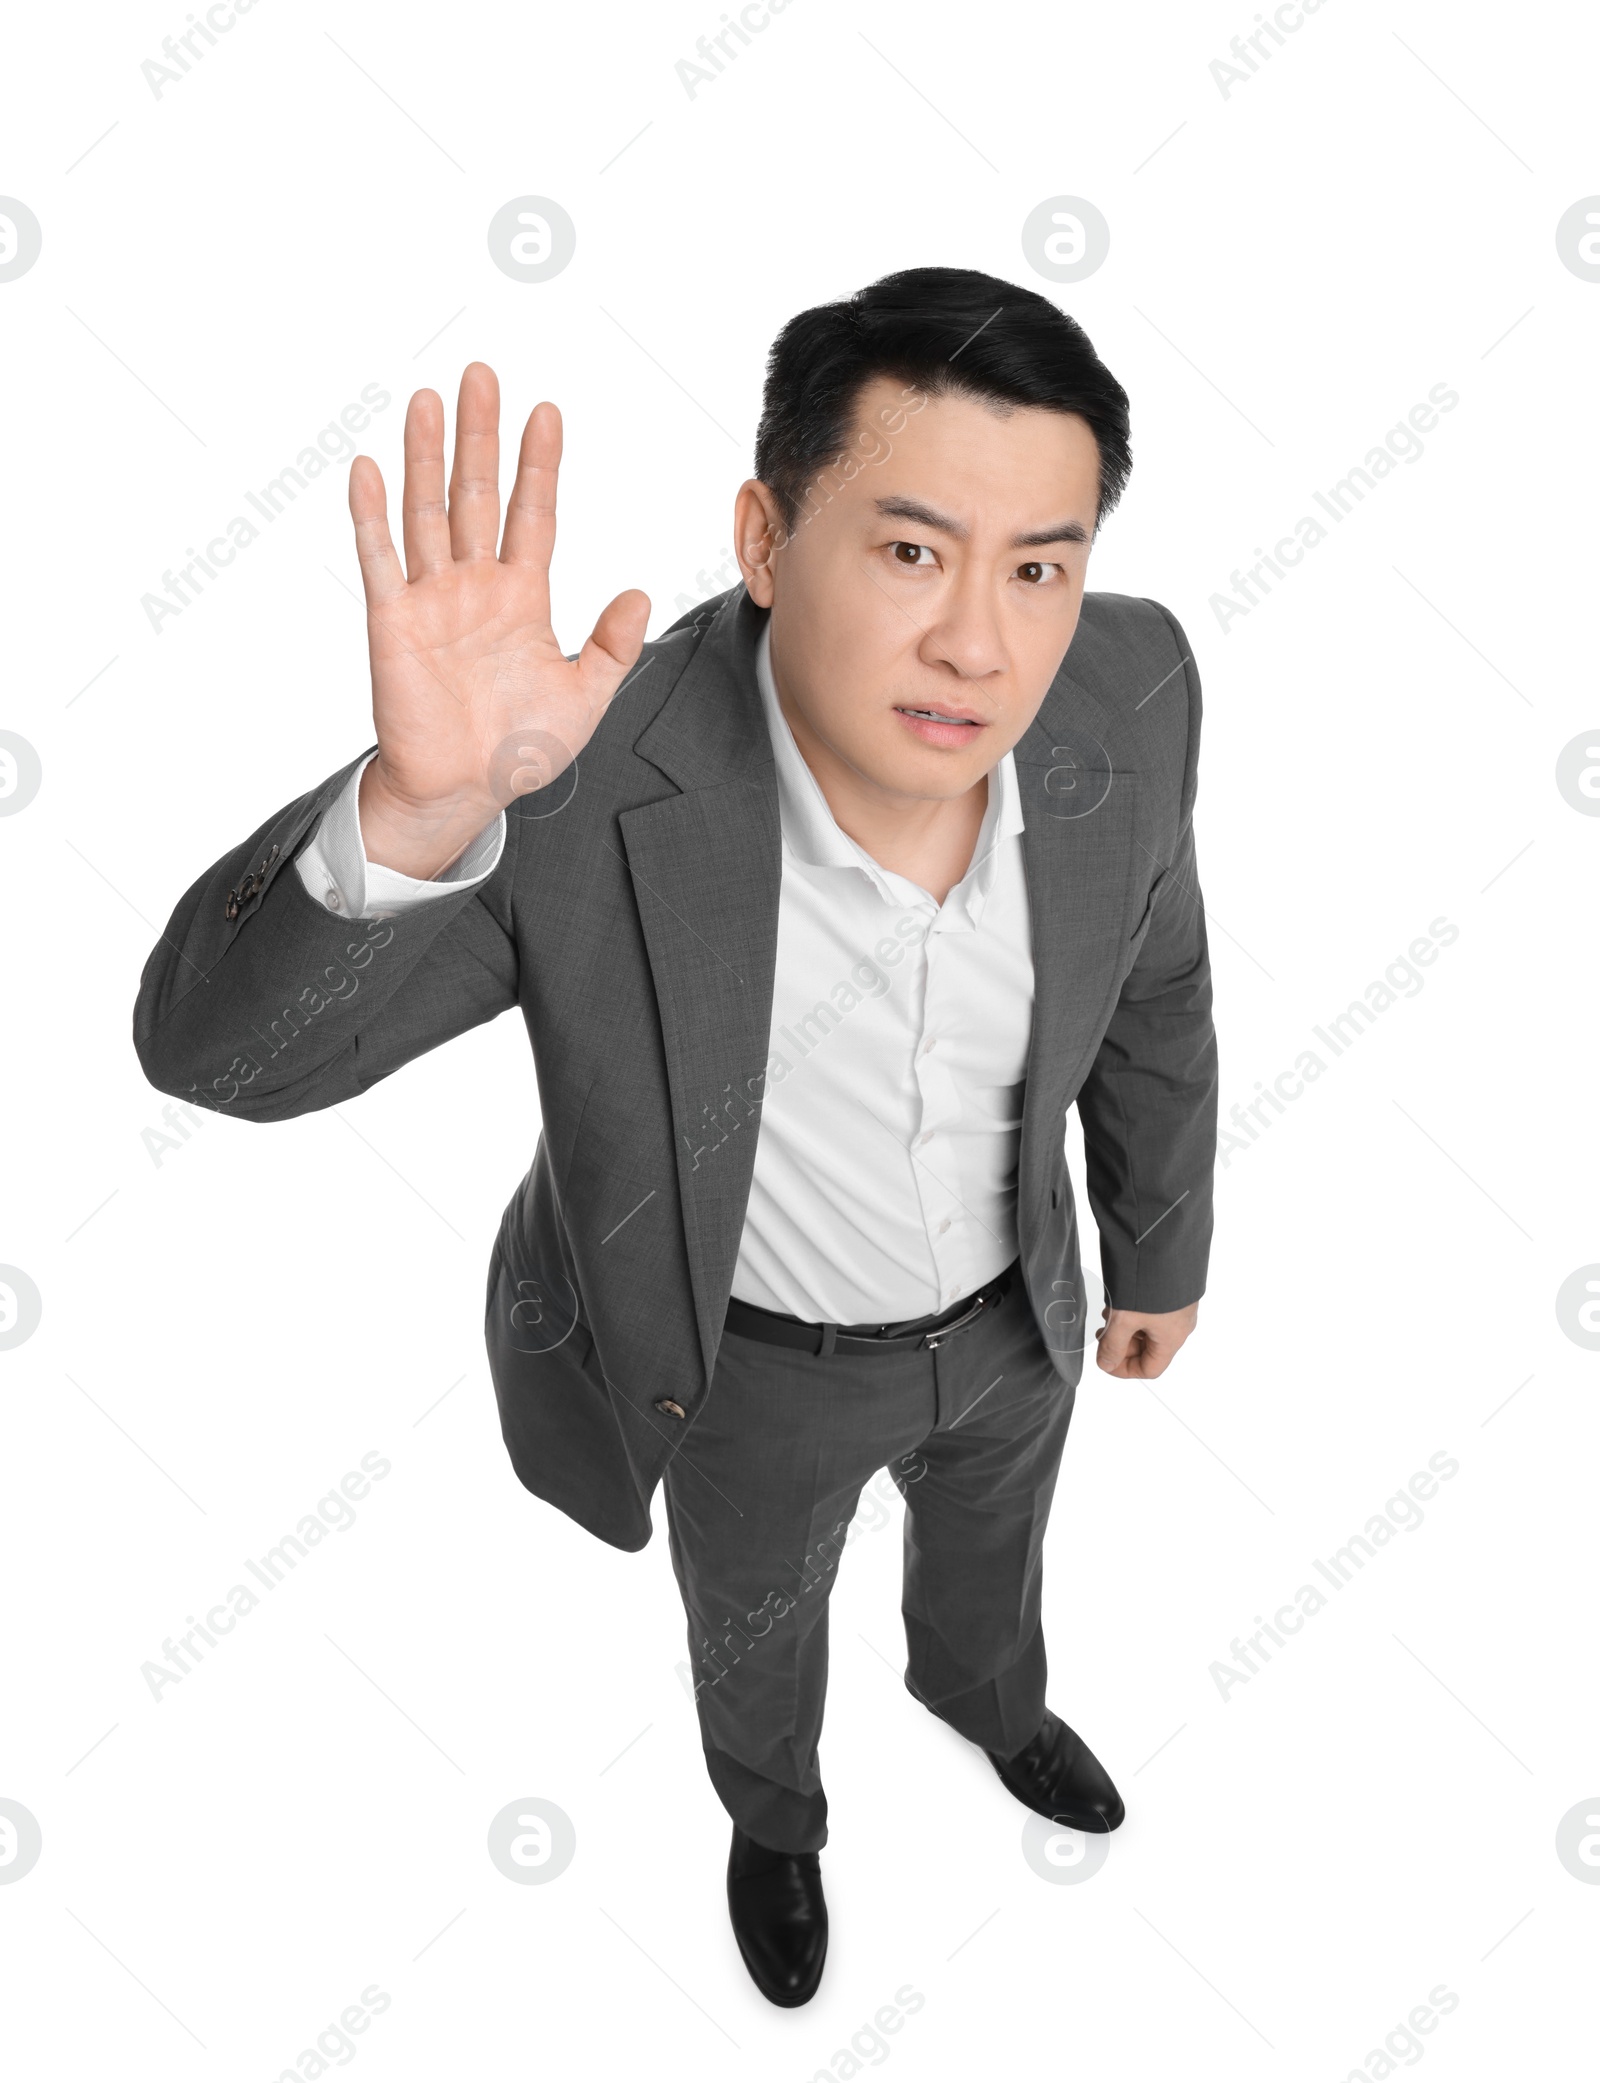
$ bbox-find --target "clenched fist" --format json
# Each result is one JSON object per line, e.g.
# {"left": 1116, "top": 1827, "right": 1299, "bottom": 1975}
{"left": 1095, "top": 1301, "right": 1199, "bottom": 1379}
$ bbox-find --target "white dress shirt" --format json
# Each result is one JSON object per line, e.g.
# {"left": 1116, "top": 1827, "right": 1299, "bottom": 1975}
{"left": 295, "top": 754, "right": 505, "bottom": 919}
{"left": 735, "top": 624, "right": 1034, "bottom": 1321}
{"left": 297, "top": 622, "right": 1035, "bottom": 1324}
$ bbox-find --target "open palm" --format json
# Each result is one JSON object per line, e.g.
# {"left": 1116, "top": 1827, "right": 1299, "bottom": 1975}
{"left": 348, "top": 363, "right": 649, "bottom": 878}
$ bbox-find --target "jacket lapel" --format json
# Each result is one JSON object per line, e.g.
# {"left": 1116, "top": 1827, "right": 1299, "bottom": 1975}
{"left": 619, "top": 587, "right": 781, "bottom": 1378}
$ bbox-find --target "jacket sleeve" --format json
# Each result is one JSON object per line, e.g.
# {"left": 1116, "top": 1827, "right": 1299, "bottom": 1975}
{"left": 132, "top": 749, "right": 520, "bottom": 1123}
{"left": 1075, "top": 605, "right": 1219, "bottom": 1313}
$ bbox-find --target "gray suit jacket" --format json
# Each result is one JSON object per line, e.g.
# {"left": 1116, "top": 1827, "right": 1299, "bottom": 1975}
{"left": 134, "top": 583, "right": 1217, "bottom": 1551}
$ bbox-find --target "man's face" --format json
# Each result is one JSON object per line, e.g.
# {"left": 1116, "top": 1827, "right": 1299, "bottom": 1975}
{"left": 737, "top": 375, "right": 1103, "bottom": 804}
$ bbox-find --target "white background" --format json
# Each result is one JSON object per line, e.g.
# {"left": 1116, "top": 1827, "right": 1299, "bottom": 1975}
{"left": 2, "top": 0, "right": 1597, "bottom": 2076}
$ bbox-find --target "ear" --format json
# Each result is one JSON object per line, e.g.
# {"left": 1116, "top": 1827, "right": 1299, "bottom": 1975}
{"left": 733, "top": 478, "right": 784, "bottom": 607}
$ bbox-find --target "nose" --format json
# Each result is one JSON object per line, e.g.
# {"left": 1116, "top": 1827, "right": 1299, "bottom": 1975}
{"left": 920, "top": 567, "right": 1008, "bottom": 682}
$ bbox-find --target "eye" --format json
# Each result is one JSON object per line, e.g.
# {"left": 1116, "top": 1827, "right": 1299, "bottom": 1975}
{"left": 889, "top": 540, "right": 936, "bottom": 568}
{"left": 1016, "top": 561, "right": 1064, "bottom": 585}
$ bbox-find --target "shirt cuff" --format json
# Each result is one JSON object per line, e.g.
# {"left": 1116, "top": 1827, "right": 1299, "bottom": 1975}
{"left": 293, "top": 751, "right": 507, "bottom": 921}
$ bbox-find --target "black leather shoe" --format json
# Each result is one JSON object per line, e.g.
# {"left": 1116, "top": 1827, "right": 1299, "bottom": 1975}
{"left": 726, "top": 1826, "right": 828, "bottom": 2007}
{"left": 985, "top": 1709, "right": 1125, "bottom": 1831}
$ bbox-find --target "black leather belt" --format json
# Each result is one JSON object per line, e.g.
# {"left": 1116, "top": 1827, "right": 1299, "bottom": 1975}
{"left": 723, "top": 1261, "right": 1017, "bottom": 1357}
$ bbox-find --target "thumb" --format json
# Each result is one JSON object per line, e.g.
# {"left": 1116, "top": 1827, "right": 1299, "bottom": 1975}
{"left": 576, "top": 588, "right": 651, "bottom": 710}
{"left": 1096, "top": 1309, "right": 1135, "bottom": 1375}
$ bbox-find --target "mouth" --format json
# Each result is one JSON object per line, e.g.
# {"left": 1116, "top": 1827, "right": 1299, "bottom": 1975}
{"left": 893, "top": 703, "right": 987, "bottom": 747}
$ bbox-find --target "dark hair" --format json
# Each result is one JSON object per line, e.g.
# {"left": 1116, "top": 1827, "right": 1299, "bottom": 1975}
{"left": 753, "top": 266, "right": 1132, "bottom": 536}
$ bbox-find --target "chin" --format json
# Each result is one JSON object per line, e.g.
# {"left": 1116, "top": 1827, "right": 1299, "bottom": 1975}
{"left": 869, "top": 740, "right": 985, "bottom": 797}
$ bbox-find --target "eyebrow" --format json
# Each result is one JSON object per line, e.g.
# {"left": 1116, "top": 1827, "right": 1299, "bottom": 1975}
{"left": 873, "top": 494, "right": 1091, "bottom": 549}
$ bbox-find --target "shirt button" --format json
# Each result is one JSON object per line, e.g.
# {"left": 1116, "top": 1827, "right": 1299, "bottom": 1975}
{"left": 654, "top": 1399, "right": 687, "bottom": 1420}
{"left": 917, "top": 1129, "right": 934, "bottom": 1146}
{"left": 938, "top": 1218, "right": 951, "bottom": 1234}
{"left": 324, "top": 887, "right": 343, "bottom": 912}
{"left": 922, "top": 1036, "right": 937, "bottom": 1055}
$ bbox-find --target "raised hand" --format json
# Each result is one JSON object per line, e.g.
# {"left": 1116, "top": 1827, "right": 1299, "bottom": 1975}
{"left": 347, "top": 362, "right": 650, "bottom": 879}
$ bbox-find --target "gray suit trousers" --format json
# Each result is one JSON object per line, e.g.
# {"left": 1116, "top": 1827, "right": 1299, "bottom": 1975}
{"left": 663, "top": 1275, "right": 1075, "bottom": 1853}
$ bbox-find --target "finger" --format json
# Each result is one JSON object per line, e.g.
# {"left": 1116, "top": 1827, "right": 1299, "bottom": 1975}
{"left": 1136, "top": 1327, "right": 1181, "bottom": 1378}
{"left": 575, "top": 588, "right": 652, "bottom": 713}
{"left": 500, "top": 401, "right": 561, "bottom": 622}
{"left": 348, "top": 456, "right": 406, "bottom": 607}
{"left": 401, "top": 388, "right": 451, "bottom": 578}
{"left": 449, "top": 362, "right": 501, "bottom": 563}
{"left": 1096, "top": 1319, "right": 1133, "bottom": 1374}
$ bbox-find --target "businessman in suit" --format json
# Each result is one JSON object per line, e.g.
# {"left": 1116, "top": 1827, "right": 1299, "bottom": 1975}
{"left": 134, "top": 267, "right": 1217, "bottom": 2008}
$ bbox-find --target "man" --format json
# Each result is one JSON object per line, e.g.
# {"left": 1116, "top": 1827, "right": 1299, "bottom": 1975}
{"left": 134, "top": 267, "right": 1217, "bottom": 2008}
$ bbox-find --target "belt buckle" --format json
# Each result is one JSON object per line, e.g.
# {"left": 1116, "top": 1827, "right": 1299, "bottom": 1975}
{"left": 919, "top": 1291, "right": 988, "bottom": 1350}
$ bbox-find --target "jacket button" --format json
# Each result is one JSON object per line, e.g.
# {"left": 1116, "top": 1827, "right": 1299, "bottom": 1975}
{"left": 654, "top": 1399, "right": 687, "bottom": 1420}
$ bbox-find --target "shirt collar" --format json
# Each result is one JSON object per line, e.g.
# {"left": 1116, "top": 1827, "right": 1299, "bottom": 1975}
{"left": 754, "top": 616, "right": 1024, "bottom": 909}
